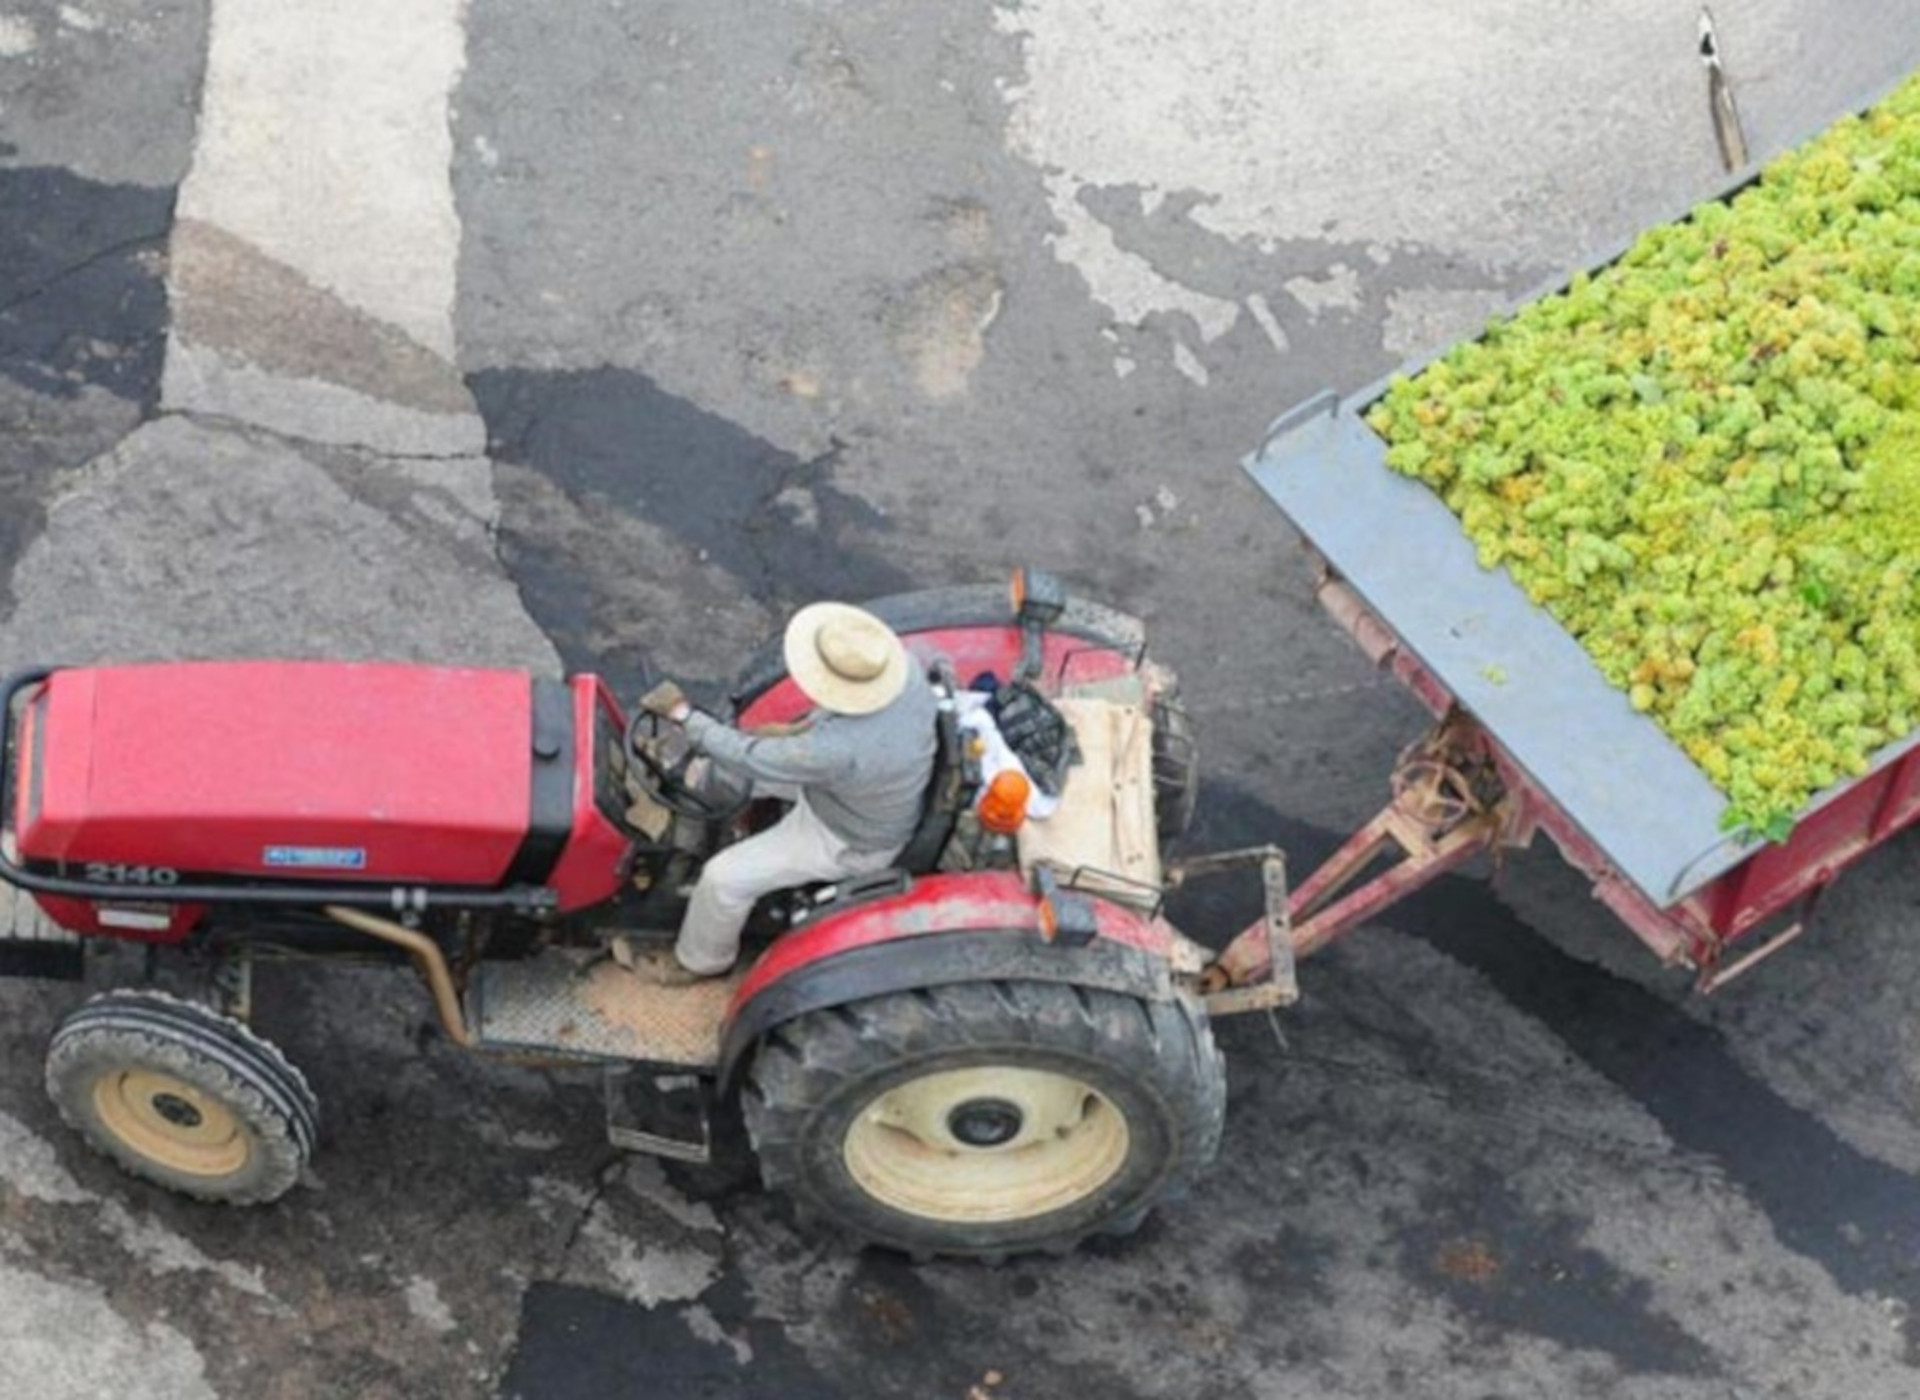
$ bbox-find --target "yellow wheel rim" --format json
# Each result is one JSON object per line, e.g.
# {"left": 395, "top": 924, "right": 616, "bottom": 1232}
{"left": 92, "top": 1069, "right": 251, "bottom": 1179}
{"left": 843, "top": 1066, "right": 1130, "bottom": 1224}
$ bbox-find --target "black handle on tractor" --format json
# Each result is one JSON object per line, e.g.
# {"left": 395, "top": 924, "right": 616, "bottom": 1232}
{"left": 0, "top": 666, "right": 559, "bottom": 916}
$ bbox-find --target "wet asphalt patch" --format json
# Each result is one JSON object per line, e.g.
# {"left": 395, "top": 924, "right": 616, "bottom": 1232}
{"left": 470, "top": 365, "right": 912, "bottom": 688}
{"left": 818, "top": 1250, "right": 1222, "bottom": 1400}
{"left": 522, "top": 1247, "right": 1226, "bottom": 1400}
{"left": 1399, "top": 1166, "right": 1716, "bottom": 1376}
{"left": 501, "top": 1280, "right": 840, "bottom": 1400}
{"left": 0, "top": 166, "right": 173, "bottom": 405}
{"left": 0, "top": 165, "right": 174, "bottom": 618}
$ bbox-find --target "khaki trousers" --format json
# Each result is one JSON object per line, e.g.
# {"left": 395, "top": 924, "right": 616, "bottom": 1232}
{"left": 675, "top": 795, "right": 903, "bottom": 974}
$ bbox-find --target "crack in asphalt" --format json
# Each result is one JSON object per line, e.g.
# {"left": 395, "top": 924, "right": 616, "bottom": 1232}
{"left": 0, "top": 227, "right": 170, "bottom": 322}
{"left": 0, "top": 167, "right": 175, "bottom": 408}
{"left": 554, "top": 1155, "right": 627, "bottom": 1276}
{"left": 152, "top": 406, "right": 487, "bottom": 464}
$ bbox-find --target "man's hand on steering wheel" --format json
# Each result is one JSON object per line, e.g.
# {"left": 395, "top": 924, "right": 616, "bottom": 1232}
{"left": 625, "top": 681, "right": 746, "bottom": 824}
{"left": 639, "top": 679, "right": 692, "bottom": 724}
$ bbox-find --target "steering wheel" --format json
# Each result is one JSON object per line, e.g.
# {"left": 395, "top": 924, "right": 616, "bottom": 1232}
{"left": 622, "top": 708, "right": 744, "bottom": 823}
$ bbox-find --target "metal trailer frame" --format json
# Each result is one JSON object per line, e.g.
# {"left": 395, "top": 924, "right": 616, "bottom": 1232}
{"left": 1210, "top": 389, "right": 1920, "bottom": 1003}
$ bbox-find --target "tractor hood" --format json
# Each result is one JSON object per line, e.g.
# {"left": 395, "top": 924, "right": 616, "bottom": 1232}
{"left": 16, "top": 662, "right": 547, "bottom": 888}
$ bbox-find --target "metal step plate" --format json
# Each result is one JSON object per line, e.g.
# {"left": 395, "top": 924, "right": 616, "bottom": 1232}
{"left": 469, "top": 950, "right": 747, "bottom": 1069}
{"left": 604, "top": 1068, "right": 712, "bottom": 1163}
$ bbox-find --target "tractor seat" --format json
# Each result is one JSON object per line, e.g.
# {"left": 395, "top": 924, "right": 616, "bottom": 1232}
{"left": 779, "top": 671, "right": 970, "bottom": 928}
{"left": 893, "top": 670, "right": 972, "bottom": 875}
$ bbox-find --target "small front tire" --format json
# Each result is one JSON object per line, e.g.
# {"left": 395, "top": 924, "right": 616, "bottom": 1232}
{"left": 46, "top": 990, "right": 318, "bottom": 1204}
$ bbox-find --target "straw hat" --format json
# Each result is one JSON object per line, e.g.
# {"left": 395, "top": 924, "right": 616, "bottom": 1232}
{"left": 783, "top": 603, "right": 912, "bottom": 715}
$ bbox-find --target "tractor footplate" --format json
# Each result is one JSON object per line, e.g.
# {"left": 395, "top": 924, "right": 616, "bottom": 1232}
{"left": 468, "top": 950, "right": 746, "bottom": 1069}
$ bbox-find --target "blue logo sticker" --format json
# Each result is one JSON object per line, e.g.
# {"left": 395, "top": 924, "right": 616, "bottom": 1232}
{"left": 264, "top": 846, "right": 368, "bottom": 871}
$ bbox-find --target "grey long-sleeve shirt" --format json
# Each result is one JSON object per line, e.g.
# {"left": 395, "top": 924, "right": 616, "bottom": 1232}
{"left": 685, "top": 677, "right": 938, "bottom": 852}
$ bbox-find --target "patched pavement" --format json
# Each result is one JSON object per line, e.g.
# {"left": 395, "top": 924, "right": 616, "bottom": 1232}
{"left": 6, "top": 1, "right": 1920, "bottom": 1396}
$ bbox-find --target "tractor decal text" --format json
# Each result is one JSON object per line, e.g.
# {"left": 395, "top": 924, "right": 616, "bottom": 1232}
{"left": 83, "top": 862, "right": 181, "bottom": 886}
{"left": 263, "top": 846, "right": 369, "bottom": 871}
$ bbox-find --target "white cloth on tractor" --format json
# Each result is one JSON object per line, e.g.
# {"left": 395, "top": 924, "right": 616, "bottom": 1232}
{"left": 954, "top": 691, "right": 1060, "bottom": 820}
{"left": 675, "top": 793, "right": 904, "bottom": 974}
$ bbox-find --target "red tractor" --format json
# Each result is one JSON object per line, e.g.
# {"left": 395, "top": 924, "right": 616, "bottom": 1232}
{"left": 0, "top": 575, "right": 1278, "bottom": 1259}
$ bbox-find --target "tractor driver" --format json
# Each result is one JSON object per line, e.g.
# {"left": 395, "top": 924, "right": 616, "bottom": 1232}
{"left": 635, "top": 603, "right": 937, "bottom": 984}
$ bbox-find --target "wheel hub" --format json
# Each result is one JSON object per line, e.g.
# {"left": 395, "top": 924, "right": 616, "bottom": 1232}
{"left": 149, "top": 1092, "right": 205, "bottom": 1130}
{"left": 92, "top": 1069, "right": 250, "bottom": 1179}
{"left": 844, "top": 1066, "right": 1131, "bottom": 1224}
{"left": 946, "top": 1098, "right": 1024, "bottom": 1148}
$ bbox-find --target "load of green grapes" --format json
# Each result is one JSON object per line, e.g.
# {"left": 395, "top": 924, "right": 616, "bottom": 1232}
{"left": 1366, "top": 74, "right": 1920, "bottom": 839}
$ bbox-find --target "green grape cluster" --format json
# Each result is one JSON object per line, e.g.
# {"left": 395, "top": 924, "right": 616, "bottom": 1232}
{"left": 1366, "top": 74, "right": 1920, "bottom": 838}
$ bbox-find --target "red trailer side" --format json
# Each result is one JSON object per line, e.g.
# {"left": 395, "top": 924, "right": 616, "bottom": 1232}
{"left": 1210, "top": 563, "right": 1920, "bottom": 1000}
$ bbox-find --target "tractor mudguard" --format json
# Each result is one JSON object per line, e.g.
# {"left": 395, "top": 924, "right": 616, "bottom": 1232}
{"left": 729, "top": 582, "right": 1147, "bottom": 720}
{"left": 715, "top": 871, "right": 1177, "bottom": 1093}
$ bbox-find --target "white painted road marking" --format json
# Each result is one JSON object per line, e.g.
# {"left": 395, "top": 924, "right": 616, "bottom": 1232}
{"left": 174, "top": 0, "right": 468, "bottom": 356}
{"left": 162, "top": 0, "right": 487, "bottom": 456}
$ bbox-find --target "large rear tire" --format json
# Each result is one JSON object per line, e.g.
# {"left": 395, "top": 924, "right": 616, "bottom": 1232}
{"left": 45, "top": 990, "right": 318, "bottom": 1204}
{"left": 743, "top": 981, "right": 1225, "bottom": 1258}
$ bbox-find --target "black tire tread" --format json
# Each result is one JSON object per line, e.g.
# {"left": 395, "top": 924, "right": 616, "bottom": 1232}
{"left": 1150, "top": 693, "right": 1200, "bottom": 843}
{"left": 45, "top": 990, "right": 317, "bottom": 1205}
{"left": 53, "top": 991, "right": 317, "bottom": 1150}
{"left": 743, "top": 979, "right": 1225, "bottom": 1259}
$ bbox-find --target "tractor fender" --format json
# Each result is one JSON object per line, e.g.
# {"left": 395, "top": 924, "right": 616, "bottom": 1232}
{"left": 729, "top": 582, "right": 1149, "bottom": 721}
{"left": 716, "top": 871, "right": 1178, "bottom": 1093}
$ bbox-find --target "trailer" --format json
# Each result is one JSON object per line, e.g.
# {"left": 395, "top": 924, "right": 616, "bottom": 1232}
{"left": 1204, "top": 389, "right": 1920, "bottom": 1010}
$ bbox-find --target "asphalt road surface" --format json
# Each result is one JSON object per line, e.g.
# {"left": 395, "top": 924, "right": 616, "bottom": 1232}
{"left": 6, "top": 2, "right": 1920, "bottom": 1396}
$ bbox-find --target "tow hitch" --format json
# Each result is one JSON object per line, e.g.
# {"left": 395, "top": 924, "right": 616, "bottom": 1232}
{"left": 1168, "top": 846, "right": 1296, "bottom": 1015}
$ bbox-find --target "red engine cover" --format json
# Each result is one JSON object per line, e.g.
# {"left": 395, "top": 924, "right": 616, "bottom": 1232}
{"left": 19, "top": 662, "right": 556, "bottom": 891}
